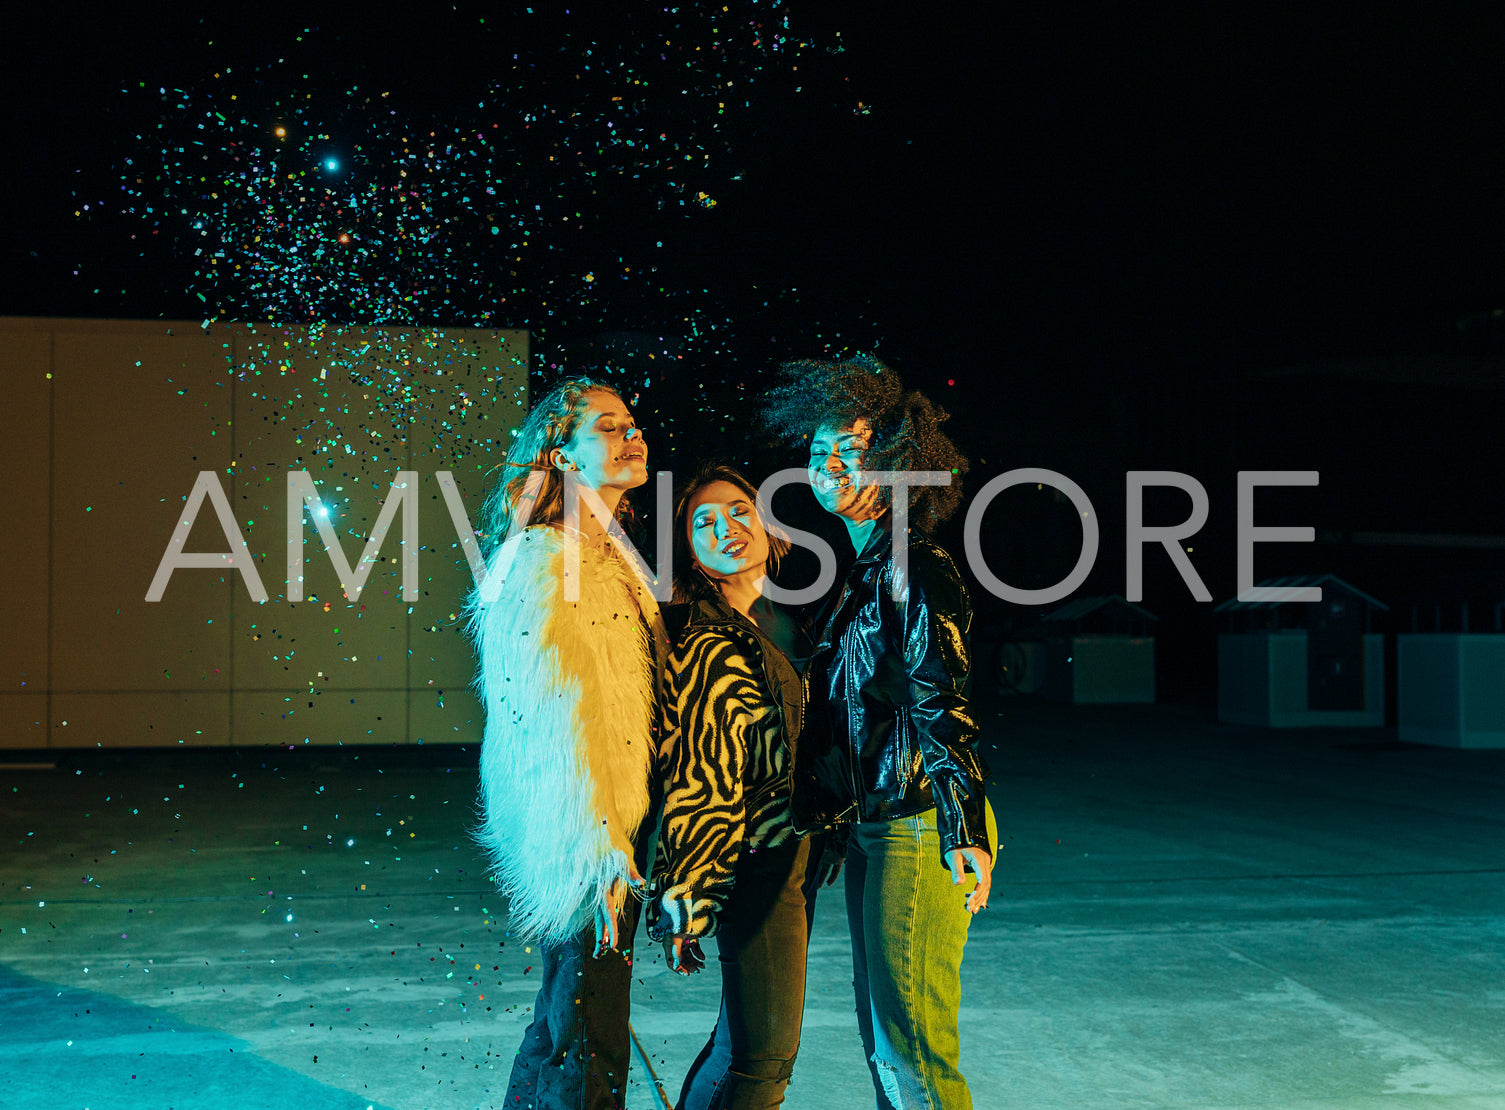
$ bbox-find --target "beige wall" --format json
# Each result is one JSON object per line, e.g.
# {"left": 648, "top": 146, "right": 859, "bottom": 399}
{"left": 0, "top": 317, "right": 527, "bottom": 749}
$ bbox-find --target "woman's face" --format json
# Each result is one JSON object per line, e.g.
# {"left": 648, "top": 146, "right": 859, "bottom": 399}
{"left": 808, "top": 417, "right": 879, "bottom": 520}
{"left": 687, "top": 480, "right": 771, "bottom": 580}
{"left": 557, "top": 389, "right": 648, "bottom": 492}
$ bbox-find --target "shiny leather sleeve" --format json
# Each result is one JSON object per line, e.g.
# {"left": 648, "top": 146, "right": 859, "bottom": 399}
{"left": 897, "top": 541, "right": 992, "bottom": 863}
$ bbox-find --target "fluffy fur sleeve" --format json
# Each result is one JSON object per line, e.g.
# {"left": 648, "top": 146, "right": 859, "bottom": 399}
{"left": 465, "top": 526, "right": 659, "bottom": 946}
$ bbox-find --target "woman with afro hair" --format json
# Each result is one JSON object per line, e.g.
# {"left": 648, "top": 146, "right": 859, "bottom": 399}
{"left": 761, "top": 354, "right": 996, "bottom": 1110}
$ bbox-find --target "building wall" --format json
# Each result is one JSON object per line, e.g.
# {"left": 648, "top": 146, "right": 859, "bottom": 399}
{"left": 1070, "top": 636, "right": 1156, "bottom": 704}
{"left": 1218, "top": 631, "right": 1386, "bottom": 729}
{"left": 1399, "top": 634, "right": 1505, "bottom": 749}
{"left": 0, "top": 317, "right": 528, "bottom": 749}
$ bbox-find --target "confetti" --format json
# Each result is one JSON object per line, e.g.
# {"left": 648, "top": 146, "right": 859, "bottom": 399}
{"left": 87, "top": 5, "right": 881, "bottom": 476}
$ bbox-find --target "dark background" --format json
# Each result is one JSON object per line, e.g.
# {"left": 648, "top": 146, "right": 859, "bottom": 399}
{"left": 4, "top": 2, "right": 1502, "bottom": 702}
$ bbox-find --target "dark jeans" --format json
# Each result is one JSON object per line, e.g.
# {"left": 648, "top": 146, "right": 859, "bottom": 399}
{"left": 506, "top": 898, "right": 643, "bottom": 1110}
{"left": 678, "top": 835, "right": 815, "bottom": 1110}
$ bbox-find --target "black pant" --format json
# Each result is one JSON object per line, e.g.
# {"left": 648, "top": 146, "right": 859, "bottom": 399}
{"left": 506, "top": 898, "right": 643, "bottom": 1110}
{"left": 678, "top": 836, "right": 814, "bottom": 1110}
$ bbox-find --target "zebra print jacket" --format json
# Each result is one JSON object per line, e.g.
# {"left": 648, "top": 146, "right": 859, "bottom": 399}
{"left": 649, "top": 594, "right": 805, "bottom": 940}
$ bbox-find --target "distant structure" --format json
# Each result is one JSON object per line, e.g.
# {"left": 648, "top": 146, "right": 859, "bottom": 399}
{"left": 1037, "top": 594, "right": 1157, "bottom": 705}
{"left": 1215, "top": 575, "right": 1387, "bottom": 728}
{"left": 1398, "top": 628, "right": 1505, "bottom": 749}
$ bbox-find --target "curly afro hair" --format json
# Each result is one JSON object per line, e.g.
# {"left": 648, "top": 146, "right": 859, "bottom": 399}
{"left": 760, "top": 354, "right": 968, "bottom": 530}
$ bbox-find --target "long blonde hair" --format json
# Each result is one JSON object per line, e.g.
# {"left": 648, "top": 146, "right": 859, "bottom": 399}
{"left": 474, "top": 377, "right": 634, "bottom": 555}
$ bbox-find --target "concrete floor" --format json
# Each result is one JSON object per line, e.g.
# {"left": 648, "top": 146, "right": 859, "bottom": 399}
{"left": 3, "top": 694, "right": 1504, "bottom": 1109}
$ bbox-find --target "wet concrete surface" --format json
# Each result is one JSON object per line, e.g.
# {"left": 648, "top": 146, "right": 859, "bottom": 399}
{"left": 3, "top": 694, "right": 1503, "bottom": 1108}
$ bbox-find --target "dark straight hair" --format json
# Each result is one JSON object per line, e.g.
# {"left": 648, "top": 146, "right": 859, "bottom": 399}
{"left": 670, "top": 461, "right": 791, "bottom": 604}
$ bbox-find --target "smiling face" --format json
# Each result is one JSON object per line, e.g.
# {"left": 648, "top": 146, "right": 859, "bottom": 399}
{"left": 555, "top": 389, "right": 648, "bottom": 493}
{"left": 687, "top": 480, "right": 771, "bottom": 580}
{"left": 808, "top": 416, "right": 881, "bottom": 520}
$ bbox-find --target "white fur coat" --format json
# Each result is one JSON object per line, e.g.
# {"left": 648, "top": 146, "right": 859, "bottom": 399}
{"left": 466, "top": 525, "right": 664, "bottom": 946}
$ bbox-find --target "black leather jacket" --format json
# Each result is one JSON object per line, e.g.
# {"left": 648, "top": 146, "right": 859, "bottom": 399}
{"left": 795, "top": 516, "right": 991, "bottom": 863}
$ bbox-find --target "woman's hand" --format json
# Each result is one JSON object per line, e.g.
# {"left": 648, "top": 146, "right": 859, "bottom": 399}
{"left": 593, "top": 865, "right": 645, "bottom": 956}
{"left": 946, "top": 846, "right": 992, "bottom": 914}
{"left": 811, "top": 840, "right": 846, "bottom": 887}
{"left": 663, "top": 934, "right": 705, "bottom": 975}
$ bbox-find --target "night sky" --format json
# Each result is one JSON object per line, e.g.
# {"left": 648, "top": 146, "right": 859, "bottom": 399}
{"left": 5, "top": 2, "right": 1503, "bottom": 693}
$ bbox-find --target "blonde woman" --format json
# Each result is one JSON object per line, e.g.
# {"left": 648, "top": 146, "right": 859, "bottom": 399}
{"left": 465, "top": 377, "right": 665, "bottom": 1110}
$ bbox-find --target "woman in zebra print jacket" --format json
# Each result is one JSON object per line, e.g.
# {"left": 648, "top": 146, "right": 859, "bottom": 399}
{"left": 649, "top": 461, "right": 816, "bottom": 1110}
